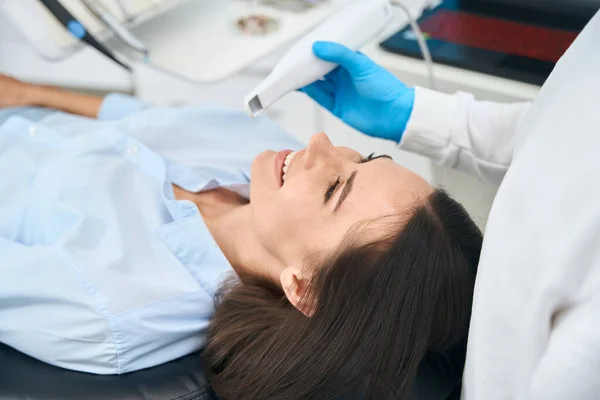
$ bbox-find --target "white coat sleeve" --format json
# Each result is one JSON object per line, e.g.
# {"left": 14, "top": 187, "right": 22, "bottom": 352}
{"left": 528, "top": 295, "right": 600, "bottom": 400}
{"left": 399, "top": 87, "right": 531, "bottom": 186}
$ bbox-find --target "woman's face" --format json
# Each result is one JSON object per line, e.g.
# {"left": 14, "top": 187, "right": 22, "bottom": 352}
{"left": 249, "top": 132, "right": 432, "bottom": 268}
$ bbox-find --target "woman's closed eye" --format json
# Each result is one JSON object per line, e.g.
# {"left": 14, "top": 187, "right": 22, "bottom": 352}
{"left": 358, "top": 153, "right": 393, "bottom": 164}
{"left": 324, "top": 177, "right": 341, "bottom": 203}
{"left": 324, "top": 153, "right": 392, "bottom": 204}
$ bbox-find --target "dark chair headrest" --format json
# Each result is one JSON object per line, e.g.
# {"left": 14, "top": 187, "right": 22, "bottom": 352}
{"left": 0, "top": 343, "right": 215, "bottom": 400}
{"left": 0, "top": 340, "right": 464, "bottom": 400}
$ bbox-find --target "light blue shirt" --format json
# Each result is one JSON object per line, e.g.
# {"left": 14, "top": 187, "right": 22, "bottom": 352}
{"left": 0, "top": 94, "right": 302, "bottom": 374}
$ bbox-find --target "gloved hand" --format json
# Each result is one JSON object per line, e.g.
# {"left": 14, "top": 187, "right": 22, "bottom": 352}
{"left": 300, "top": 41, "right": 415, "bottom": 142}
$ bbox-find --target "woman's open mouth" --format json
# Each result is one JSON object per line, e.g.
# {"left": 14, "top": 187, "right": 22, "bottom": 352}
{"left": 274, "top": 150, "right": 297, "bottom": 187}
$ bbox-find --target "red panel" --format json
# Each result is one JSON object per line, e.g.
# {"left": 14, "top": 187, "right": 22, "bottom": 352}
{"left": 420, "top": 10, "right": 579, "bottom": 62}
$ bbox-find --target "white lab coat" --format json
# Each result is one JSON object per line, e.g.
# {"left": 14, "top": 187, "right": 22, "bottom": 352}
{"left": 399, "top": 11, "right": 600, "bottom": 400}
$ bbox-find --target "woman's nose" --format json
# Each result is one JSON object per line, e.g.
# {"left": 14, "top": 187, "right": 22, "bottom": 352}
{"left": 305, "top": 132, "right": 335, "bottom": 169}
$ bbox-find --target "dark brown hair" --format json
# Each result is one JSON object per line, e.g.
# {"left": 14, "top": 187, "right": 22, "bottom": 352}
{"left": 204, "top": 189, "right": 482, "bottom": 399}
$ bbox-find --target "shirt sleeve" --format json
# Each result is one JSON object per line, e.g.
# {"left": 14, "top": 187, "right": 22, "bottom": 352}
{"left": 97, "top": 93, "right": 153, "bottom": 120}
{"left": 399, "top": 87, "right": 531, "bottom": 187}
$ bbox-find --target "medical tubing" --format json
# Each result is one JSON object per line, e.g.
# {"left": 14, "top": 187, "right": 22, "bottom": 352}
{"left": 390, "top": 1, "right": 436, "bottom": 89}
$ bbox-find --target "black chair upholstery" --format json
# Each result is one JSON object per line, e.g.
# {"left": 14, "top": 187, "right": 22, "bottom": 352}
{"left": 0, "top": 343, "right": 215, "bottom": 400}
{"left": 0, "top": 341, "right": 465, "bottom": 400}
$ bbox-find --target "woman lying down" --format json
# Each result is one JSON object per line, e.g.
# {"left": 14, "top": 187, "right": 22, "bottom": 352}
{"left": 0, "top": 75, "right": 482, "bottom": 399}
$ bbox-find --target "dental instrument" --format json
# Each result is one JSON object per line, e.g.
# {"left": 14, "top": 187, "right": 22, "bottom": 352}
{"left": 81, "top": 0, "right": 149, "bottom": 56}
{"left": 38, "top": 0, "right": 131, "bottom": 70}
{"left": 244, "top": 0, "right": 394, "bottom": 117}
{"left": 243, "top": 0, "right": 435, "bottom": 117}
{"left": 390, "top": 0, "right": 435, "bottom": 89}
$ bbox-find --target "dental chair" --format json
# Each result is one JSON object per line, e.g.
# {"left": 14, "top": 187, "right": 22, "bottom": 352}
{"left": 0, "top": 340, "right": 464, "bottom": 400}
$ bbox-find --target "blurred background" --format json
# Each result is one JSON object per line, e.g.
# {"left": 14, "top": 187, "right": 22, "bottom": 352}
{"left": 1, "top": 0, "right": 598, "bottom": 228}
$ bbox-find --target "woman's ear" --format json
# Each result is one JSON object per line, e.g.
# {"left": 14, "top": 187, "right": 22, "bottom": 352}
{"left": 280, "top": 266, "right": 315, "bottom": 317}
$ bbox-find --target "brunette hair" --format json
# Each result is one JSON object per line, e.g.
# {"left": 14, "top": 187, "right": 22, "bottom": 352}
{"left": 204, "top": 189, "right": 482, "bottom": 399}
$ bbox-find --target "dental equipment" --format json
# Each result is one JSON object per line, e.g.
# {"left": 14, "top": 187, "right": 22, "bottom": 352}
{"left": 244, "top": 0, "right": 394, "bottom": 117}
{"left": 243, "top": 0, "right": 435, "bottom": 117}
{"left": 116, "top": 0, "right": 135, "bottom": 21}
{"left": 390, "top": 0, "right": 435, "bottom": 89}
{"left": 81, "top": 0, "right": 149, "bottom": 56}
{"left": 38, "top": 0, "right": 131, "bottom": 70}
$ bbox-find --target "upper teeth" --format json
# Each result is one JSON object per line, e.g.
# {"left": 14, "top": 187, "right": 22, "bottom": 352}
{"left": 282, "top": 151, "right": 296, "bottom": 182}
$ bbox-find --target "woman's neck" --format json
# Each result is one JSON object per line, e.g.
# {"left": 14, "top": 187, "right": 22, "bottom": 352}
{"left": 172, "top": 185, "right": 285, "bottom": 284}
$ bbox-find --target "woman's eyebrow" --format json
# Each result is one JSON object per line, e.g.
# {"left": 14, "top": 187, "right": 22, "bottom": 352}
{"left": 334, "top": 170, "right": 357, "bottom": 212}
{"left": 333, "top": 155, "right": 391, "bottom": 212}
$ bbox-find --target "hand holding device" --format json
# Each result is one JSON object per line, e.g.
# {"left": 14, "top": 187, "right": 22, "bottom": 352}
{"left": 244, "top": 0, "right": 394, "bottom": 118}
{"left": 302, "top": 41, "right": 415, "bottom": 142}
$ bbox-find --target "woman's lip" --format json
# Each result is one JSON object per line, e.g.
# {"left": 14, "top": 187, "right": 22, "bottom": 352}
{"left": 274, "top": 149, "right": 293, "bottom": 187}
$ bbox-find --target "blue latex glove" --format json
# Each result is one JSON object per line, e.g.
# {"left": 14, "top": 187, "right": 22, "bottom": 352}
{"left": 301, "top": 41, "right": 415, "bottom": 143}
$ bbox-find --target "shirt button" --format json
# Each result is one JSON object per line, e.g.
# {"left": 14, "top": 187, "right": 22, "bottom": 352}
{"left": 29, "top": 125, "right": 38, "bottom": 137}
